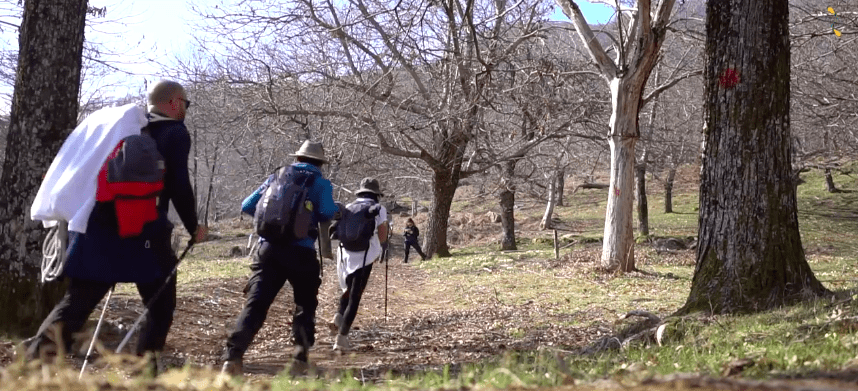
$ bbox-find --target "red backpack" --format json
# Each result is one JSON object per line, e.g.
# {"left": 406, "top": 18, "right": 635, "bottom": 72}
{"left": 95, "top": 127, "right": 165, "bottom": 238}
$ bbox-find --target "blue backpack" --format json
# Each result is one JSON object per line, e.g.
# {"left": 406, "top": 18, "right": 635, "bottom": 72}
{"left": 254, "top": 166, "right": 316, "bottom": 243}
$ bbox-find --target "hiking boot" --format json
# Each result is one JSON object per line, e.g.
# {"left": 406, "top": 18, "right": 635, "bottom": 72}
{"left": 134, "top": 353, "right": 161, "bottom": 378}
{"left": 328, "top": 313, "right": 343, "bottom": 334}
{"left": 288, "top": 358, "right": 310, "bottom": 377}
{"left": 221, "top": 358, "right": 243, "bottom": 377}
{"left": 333, "top": 334, "right": 350, "bottom": 352}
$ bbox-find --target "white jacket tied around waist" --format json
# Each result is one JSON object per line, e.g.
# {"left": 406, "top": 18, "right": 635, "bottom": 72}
{"left": 30, "top": 104, "right": 148, "bottom": 233}
{"left": 336, "top": 199, "right": 388, "bottom": 291}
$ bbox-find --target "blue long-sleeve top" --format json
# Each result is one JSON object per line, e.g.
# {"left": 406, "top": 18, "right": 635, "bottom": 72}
{"left": 242, "top": 162, "right": 337, "bottom": 249}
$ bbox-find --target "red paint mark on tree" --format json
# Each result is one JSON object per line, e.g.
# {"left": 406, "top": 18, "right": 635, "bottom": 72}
{"left": 719, "top": 68, "right": 740, "bottom": 89}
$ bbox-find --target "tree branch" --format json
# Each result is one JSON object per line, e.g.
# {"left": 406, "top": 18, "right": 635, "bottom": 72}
{"left": 555, "top": 0, "right": 618, "bottom": 80}
{"left": 642, "top": 69, "right": 702, "bottom": 105}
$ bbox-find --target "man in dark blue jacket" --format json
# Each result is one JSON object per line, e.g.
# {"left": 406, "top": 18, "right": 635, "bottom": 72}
{"left": 26, "top": 80, "right": 207, "bottom": 374}
{"left": 221, "top": 140, "right": 338, "bottom": 377}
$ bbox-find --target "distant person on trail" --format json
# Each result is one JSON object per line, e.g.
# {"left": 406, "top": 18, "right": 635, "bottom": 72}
{"left": 403, "top": 218, "right": 427, "bottom": 263}
{"left": 329, "top": 178, "right": 389, "bottom": 352}
{"left": 221, "top": 140, "right": 338, "bottom": 377}
{"left": 25, "top": 80, "right": 207, "bottom": 375}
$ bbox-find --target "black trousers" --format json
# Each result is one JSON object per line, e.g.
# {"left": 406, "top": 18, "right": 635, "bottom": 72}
{"left": 336, "top": 263, "right": 374, "bottom": 336}
{"left": 27, "top": 274, "right": 177, "bottom": 359}
{"left": 224, "top": 241, "right": 320, "bottom": 362}
{"left": 404, "top": 240, "right": 426, "bottom": 262}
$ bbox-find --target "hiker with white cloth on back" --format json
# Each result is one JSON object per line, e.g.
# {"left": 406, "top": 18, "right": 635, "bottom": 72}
{"left": 329, "top": 177, "right": 389, "bottom": 352}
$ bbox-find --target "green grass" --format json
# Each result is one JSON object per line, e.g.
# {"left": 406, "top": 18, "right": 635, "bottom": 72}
{"left": 795, "top": 166, "right": 858, "bottom": 258}
{"left": 558, "top": 295, "right": 858, "bottom": 381}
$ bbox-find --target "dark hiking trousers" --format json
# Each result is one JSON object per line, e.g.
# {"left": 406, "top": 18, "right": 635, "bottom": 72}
{"left": 336, "top": 263, "right": 374, "bottom": 336}
{"left": 404, "top": 240, "right": 426, "bottom": 262}
{"left": 224, "top": 241, "right": 321, "bottom": 363}
{"left": 27, "top": 274, "right": 177, "bottom": 359}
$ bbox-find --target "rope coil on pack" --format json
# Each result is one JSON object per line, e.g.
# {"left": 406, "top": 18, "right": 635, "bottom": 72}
{"left": 41, "top": 221, "right": 69, "bottom": 283}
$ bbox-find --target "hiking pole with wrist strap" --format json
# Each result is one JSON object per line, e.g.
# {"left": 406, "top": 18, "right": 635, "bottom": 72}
{"left": 116, "top": 237, "right": 195, "bottom": 354}
{"left": 384, "top": 227, "right": 391, "bottom": 321}
{"left": 79, "top": 285, "right": 114, "bottom": 379}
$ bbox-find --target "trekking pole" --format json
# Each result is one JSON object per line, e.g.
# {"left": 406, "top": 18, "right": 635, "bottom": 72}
{"left": 317, "top": 229, "right": 324, "bottom": 279}
{"left": 116, "top": 238, "right": 195, "bottom": 354}
{"left": 79, "top": 285, "right": 114, "bottom": 379}
{"left": 384, "top": 228, "right": 391, "bottom": 321}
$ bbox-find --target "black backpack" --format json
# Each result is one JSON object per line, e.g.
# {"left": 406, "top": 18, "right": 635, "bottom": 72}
{"left": 336, "top": 199, "right": 380, "bottom": 252}
{"left": 254, "top": 166, "right": 316, "bottom": 243}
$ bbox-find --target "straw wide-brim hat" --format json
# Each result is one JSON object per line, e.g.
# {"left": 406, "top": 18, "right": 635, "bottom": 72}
{"left": 356, "top": 177, "right": 383, "bottom": 196}
{"left": 289, "top": 140, "right": 327, "bottom": 163}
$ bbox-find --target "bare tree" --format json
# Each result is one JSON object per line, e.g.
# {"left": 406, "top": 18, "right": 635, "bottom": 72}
{"left": 0, "top": 0, "right": 88, "bottom": 335}
{"left": 679, "top": 0, "right": 829, "bottom": 314}
{"left": 555, "top": 0, "right": 684, "bottom": 272}
{"left": 789, "top": 0, "right": 858, "bottom": 191}
{"left": 192, "top": 0, "right": 567, "bottom": 257}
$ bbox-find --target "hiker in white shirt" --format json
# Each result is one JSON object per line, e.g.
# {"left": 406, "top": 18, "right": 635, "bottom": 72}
{"left": 330, "top": 178, "right": 389, "bottom": 352}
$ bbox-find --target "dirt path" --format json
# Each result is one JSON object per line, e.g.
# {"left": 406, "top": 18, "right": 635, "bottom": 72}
{"left": 0, "top": 242, "right": 605, "bottom": 381}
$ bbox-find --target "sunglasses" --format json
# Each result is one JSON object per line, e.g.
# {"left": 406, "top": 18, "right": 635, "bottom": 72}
{"left": 177, "top": 97, "right": 191, "bottom": 109}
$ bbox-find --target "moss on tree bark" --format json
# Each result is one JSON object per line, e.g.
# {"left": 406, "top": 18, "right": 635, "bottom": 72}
{"left": 0, "top": 0, "right": 88, "bottom": 336}
{"left": 679, "top": 0, "right": 829, "bottom": 315}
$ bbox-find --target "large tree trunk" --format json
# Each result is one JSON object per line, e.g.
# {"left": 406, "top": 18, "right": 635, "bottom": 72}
{"left": 499, "top": 160, "right": 517, "bottom": 250}
{"left": 635, "top": 162, "right": 649, "bottom": 236}
{"left": 664, "top": 166, "right": 676, "bottom": 213}
{"left": 424, "top": 168, "right": 459, "bottom": 258}
{"left": 601, "top": 78, "right": 641, "bottom": 272}
{"left": 680, "top": 0, "right": 829, "bottom": 314}
{"left": 422, "top": 121, "right": 470, "bottom": 258}
{"left": 0, "top": 0, "right": 88, "bottom": 336}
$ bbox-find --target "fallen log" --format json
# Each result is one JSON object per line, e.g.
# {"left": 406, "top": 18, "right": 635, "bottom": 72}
{"left": 574, "top": 183, "right": 609, "bottom": 192}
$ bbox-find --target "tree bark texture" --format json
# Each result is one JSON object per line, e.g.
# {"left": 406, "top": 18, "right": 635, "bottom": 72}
{"left": 601, "top": 78, "right": 641, "bottom": 272}
{"left": 664, "top": 166, "right": 676, "bottom": 213}
{"left": 499, "top": 160, "right": 517, "bottom": 251}
{"left": 681, "top": 0, "right": 829, "bottom": 314}
{"left": 425, "top": 168, "right": 459, "bottom": 258}
{"left": 635, "top": 162, "right": 649, "bottom": 236}
{"left": 556, "top": 168, "right": 565, "bottom": 207}
{"left": 540, "top": 173, "right": 557, "bottom": 230}
{"left": 0, "top": 0, "right": 88, "bottom": 336}
{"left": 422, "top": 121, "right": 471, "bottom": 258}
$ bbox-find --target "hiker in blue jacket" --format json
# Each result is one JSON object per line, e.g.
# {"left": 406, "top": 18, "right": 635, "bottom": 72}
{"left": 221, "top": 140, "right": 338, "bottom": 377}
{"left": 26, "top": 80, "right": 207, "bottom": 374}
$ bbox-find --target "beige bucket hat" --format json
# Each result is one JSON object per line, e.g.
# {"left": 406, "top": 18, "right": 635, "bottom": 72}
{"left": 356, "top": 177, "right": 383, "bottom": 196}
{"left": 290, "top": 140, "right": 327, "bottom": 163}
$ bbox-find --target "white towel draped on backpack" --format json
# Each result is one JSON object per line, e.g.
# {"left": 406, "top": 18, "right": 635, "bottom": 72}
{"left": 30, "top": 103, "right": 148, "bottom": 233}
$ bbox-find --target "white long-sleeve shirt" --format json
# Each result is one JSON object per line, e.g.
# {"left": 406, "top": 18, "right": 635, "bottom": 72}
{"left": 336, "top": 198, "right": 388, "bottom": 291}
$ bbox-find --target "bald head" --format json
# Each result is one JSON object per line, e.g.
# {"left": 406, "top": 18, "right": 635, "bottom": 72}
{"left": 148, "top": 80, "right": 189, "bottom": 120}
